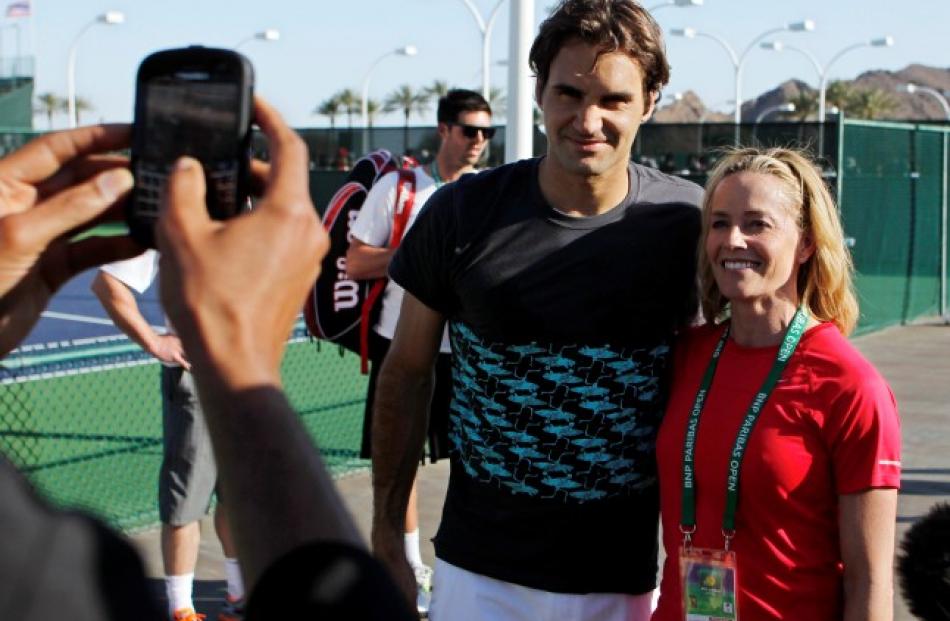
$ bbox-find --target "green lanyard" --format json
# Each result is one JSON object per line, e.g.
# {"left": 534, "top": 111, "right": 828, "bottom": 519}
{"left": 680, "top": 307, "right": 808, "bottom": 547}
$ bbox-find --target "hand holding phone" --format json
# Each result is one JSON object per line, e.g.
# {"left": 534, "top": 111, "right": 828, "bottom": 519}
{"left": 128, "top": 46, "right": 254, "bottom": 247}
{"left": 155, "top": 98, "right": 325, "bottom": 390}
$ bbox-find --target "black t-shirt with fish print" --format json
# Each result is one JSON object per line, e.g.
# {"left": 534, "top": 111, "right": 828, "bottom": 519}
{"left": 390, "top": 157, "right": 703, "bottom": 594}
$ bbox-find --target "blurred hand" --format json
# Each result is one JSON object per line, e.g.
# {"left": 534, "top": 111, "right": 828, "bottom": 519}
{"left": 156, "top": 98, "right": 328, "bottom": 390}
{"left": 0, "top": 125, "right": 141, "bottom": 355}
{"left": 148, "top": 333, "right": 191, "bottom": 369}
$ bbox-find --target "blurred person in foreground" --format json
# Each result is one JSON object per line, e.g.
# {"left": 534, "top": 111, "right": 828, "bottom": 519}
{"left": 652, "top": 147, "right": 901, "bottom": 621}
{"left": 898, "top": 501, "right": 950, "bottom": 621}
{"left": 0, "top": 99, "right": 414, "bottom": 620}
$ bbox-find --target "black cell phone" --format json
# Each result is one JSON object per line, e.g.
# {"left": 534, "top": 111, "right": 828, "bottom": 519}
{"left": 127, "top": 46, "right": 254, "bottom": 247}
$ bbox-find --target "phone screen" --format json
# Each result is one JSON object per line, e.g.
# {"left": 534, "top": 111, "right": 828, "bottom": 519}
{"left": 134, "top": 76, "right": 242, "bottom": 222}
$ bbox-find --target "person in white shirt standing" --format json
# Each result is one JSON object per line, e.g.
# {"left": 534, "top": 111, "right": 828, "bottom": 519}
{"left": 345, "top": 88, "right": 493, "bottom": 616}
{"left": 93, "top": 252, "right": 244, "bottom": 621}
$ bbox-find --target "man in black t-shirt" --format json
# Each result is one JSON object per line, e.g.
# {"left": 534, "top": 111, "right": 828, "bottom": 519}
{"left": 370, "top": 1, "right": 703, "bottom": 619}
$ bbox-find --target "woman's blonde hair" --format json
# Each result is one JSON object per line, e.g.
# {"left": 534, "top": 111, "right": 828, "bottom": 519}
{"left": 698, "top": 147, "right": 859, "bottom": 335}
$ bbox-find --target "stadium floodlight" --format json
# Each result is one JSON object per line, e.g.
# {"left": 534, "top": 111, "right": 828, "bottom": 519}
{"left": 235, "top": 29, "right": 281, "bottom": 49}
{"left": 816, "top": 36, "right": 894, "bottom": 121}
{"left": 787, "top": 20, "right": 816, "bottom": 32}
{"left": 648, "top": 0, "right": 702, "bottom": 12}
{"left": 67, "top": 10, "right": 124, "bottom": 128}
{"left": 102, "top": 11, "right": 124, "bottom": 24}
{"left": 755, "top": 102, "right": 796, "bottom": 124}
{"left": 669, "top": 27, "right": 697, "bottom": 38}
{"left": 764, "top": 35, "right": 894, "bottom": 122}
{"left": 361, "top": 45, "right": 419, "bottom": 154}
{"left": 903, "top": 83, "right": 950, "bottom": 120}
{"left": 671, "top": 19, "right": 815, "bottom": 143}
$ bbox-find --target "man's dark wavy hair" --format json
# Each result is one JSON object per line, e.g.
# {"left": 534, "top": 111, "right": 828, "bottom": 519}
{"left": 529, "top": 0, "right": 670, "bottom": 111}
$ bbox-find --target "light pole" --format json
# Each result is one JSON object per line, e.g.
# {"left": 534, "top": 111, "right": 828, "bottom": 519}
{"left": 903, "top": 83, "right": 950, "bottom": 120}
{"left": 755, "top": 102, "right": 795, "bottom": 124}
{"left": 697, "top": 100, "right": 733, "bottom": 152}
{"left": 67, "top": 10, "right": 124, "bottom": 128}
{"left": 761, "top": 36, "right": 893, "bottom": 121}
{"left": 671, "top": 19, "right": 814, "bottom": 144}
{"left": 506, "top": 0, "right": 534, "bottom": 163}
{"left": 360, "top": 45, "right": 418, "bottom": 155}
{"left": 459, "top": 0, "right": 506, "bottom": 101}
{"left": 648, "top": 0, "right": 702, "bottom": 12}
{"left": 234, "top": 29, "right": 280, "bottom": 50}
{"left": 753, "top": 102, "right": 795, "bottom": 146}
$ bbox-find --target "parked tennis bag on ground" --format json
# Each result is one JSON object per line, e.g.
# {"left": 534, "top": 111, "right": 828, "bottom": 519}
{"left": 304, "top": 149, "right": 416, "bottom": 373}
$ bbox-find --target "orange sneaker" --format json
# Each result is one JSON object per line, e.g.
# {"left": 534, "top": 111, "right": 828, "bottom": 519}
{"left": 171, "top": 608, "right": 206, "bottom": 621}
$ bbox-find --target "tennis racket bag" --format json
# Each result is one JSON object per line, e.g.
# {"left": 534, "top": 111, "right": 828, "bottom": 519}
{"left": 304, "top": 149, "right": 416, "bottom": 373}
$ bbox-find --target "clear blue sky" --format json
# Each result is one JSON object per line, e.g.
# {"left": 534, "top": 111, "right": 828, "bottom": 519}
{"left": 16, "top": 0, "right": 950, "bottom": 129}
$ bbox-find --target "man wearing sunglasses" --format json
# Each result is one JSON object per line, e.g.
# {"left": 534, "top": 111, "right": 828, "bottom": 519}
{"left": 345, "top": 87, "right": 492, "bottom": 617}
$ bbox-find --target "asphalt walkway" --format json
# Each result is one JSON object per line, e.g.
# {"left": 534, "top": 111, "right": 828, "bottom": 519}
{"left": 130, "top": 321, "right": 950, "bottom": 620}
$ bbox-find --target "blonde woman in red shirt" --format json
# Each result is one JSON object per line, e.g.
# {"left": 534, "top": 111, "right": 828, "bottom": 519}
{"left": 653, "top": 148, "right": 900, "bottom": 621}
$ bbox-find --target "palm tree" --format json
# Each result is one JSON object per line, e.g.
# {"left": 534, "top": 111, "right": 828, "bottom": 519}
{"left": 35, "top": 92, "right": 65, "bottom": 129}
{"left": 336, "top": 88, "right": 361, "bottom": 129}
{"left": 314, "top": 95, "right": 342, "bottom": 128}
{"left": 787, "top": 91, "right": 818, "bottom": 121}
{"left": 366, "top": 99, "right": 382, "bottom": 128}
{"left": 74, "top": 97, "right": 94, "bottom": 126}
{"left": 384, "top": 84, "right": 430, "bottom": 153}
{"left": 848, "top": 88, "right": 897, "bottom": 120}
{"left": 424, "top": 80, "right": 451, "bottom": 102}
{"left": 825, "top": 81, "right": 856, "bottom": 114}
{"left": 366, "top": 98, "right": 382, "bottom": 153}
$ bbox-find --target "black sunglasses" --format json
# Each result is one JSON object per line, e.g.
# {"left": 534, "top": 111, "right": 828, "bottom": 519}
{"left": 449, "top": 123, "right": 496, "bottom": 140}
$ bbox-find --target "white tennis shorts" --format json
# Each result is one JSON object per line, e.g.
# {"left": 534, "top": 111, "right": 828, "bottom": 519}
{"left": 428, "top": 559, "right": 654, "bottom": 621}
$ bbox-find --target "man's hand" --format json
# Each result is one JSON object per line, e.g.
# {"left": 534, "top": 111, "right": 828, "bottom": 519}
{"left": 372, "top": 533, "right": 419, "bottom": 609}
{"left": 156, "top": 98, "right": 328, "bottom": 390}
{"left": 0, "top": 125, "right": 141, "bottom": 355}
{"left": 147, "top": 334, "right": 190, "bottom": 369}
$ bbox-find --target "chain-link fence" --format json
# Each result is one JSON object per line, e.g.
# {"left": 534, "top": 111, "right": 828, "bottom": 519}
{"left": 0, "top": 327, "right": 367, "bottom": 532}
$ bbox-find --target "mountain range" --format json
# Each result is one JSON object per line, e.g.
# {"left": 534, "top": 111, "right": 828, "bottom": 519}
{"left": 651, "top": 63, "right": 950, "bottom": 123}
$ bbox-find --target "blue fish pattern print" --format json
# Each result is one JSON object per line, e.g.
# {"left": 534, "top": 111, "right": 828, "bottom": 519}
{"left": 447, "top": 321, "right": 671, "bottom": 503}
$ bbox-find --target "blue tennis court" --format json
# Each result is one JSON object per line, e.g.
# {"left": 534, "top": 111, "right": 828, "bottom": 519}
{"left": 25, "top": 267, "right": 164, "bottom": 346}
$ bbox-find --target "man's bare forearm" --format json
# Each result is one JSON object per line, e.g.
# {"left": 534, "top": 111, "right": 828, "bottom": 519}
{"left": 193, "top": 375, "right": 363, "bottom": 590}
{"left": 345, "top": 242, "right": 395, "bottom": 281}
{"left": 91, "top": 272, "right": 160, "bottom": 351}
{"left": 370, "top": 356, "right": 433, "bottom": 547}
